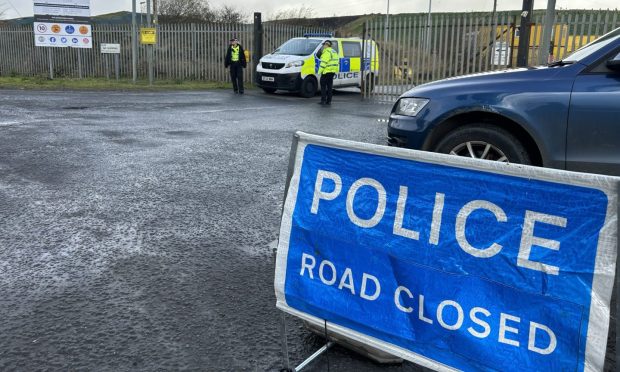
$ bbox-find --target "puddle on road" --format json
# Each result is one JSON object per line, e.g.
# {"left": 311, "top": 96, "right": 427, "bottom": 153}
{"left": 0, "top": 121, "right": 20, "bottom": 126}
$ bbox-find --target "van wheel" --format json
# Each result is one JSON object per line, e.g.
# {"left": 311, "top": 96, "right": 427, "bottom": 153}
{"left": 299, "top": 77, "right": 317, "bottom": 98}
{"left": 433, "top": 124, "right": 531, "bottom": 165}
{"left": 262, "top": 87, "right": 277, "bottom": 94}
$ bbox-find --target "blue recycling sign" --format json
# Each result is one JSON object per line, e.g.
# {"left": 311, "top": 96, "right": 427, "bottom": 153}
{"left": 275, "top": 133, "right": 619, "bottom": 371}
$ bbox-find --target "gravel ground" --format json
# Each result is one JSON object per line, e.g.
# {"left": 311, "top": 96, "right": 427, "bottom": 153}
{"left": 0, "top": 88, "right": 428, "bottom": 371}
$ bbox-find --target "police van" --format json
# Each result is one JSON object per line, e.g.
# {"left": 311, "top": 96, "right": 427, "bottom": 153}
{"left": 256, "top": 34, "right": 379, "bottom": 97}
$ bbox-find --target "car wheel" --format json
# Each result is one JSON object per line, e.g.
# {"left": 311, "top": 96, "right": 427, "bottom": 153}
{"left": 433, "top": 124, "right": 531, "bottom": 165}
{"left": 262, "top": 87, "right": 277, "bottom": 94}
{"left": 299, "top": 77, "right": 317, "bottom": 98}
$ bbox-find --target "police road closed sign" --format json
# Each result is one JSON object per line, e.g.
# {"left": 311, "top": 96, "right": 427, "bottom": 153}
{"left": 274, "top": 132, "right": 619, "bottom": 371}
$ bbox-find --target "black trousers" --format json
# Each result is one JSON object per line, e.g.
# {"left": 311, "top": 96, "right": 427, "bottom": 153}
{"left": 229, "top": 64, "right": 244, "bottom": 93}
{"left": 320, "top": 73, "right": 335, "bottom": 103}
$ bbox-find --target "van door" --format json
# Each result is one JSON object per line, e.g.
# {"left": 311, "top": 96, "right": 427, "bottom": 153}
{"left": 328, "top": 41, "right": 342, "bottom": 87}
{"left": 339, "top": 41, "right": 363, "bottom": 87}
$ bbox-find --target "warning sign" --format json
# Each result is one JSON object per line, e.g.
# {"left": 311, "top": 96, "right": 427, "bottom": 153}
{"left": 140, "top": 28, "right": 157, "bottom": 45}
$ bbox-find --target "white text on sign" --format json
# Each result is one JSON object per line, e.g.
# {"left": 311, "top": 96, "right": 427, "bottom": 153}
{"left": 311, "top": 169, "right": 568, "bottom": 275}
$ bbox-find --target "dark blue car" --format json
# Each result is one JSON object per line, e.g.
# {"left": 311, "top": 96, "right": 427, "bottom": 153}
{"left": 388, "top": 27, "right": 620, "bottom": 176}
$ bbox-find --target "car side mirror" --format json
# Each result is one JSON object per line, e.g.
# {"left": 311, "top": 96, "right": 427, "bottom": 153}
{"left": 607, "top": 59, "right": 620, "bottom": 71}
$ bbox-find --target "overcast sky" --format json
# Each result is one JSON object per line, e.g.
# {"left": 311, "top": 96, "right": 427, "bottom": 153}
{"left": 3, "top": 0, "right": 618, "bottom": 19}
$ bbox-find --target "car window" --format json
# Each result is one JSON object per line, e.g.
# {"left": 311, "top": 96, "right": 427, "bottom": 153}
{"left": 330, "top": 41, "right": 339, "bottom": 55}
{"left": 588, "top": 49, "right": 620, "bottom": 73}
{"left": 315, "top": 41, "right": 339, "bottom": 59}
{"left": 342, "top": 41, "right": 361, "bottom": 58}
{"left": 563, "top": 28, "right": 620, "bottom": 62}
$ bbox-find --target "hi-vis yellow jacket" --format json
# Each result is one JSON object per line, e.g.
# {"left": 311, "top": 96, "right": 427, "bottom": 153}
{"left": 318, "top": 47, "right": 339, "bottom": 75}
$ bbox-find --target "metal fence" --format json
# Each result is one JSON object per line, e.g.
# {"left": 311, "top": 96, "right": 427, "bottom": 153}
{"left": 364, "top": 9, "right": 620, "bottom": 102}
{"left": 1, "top": 9, "right": 618, "bottom": 95}
{"left": 0, "top": 22, "right": 329, "bottom": 83}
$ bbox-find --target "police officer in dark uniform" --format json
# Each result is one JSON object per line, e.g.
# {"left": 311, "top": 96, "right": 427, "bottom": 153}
{"left": 225, "top": 37, "right": 247, "bottom": 94}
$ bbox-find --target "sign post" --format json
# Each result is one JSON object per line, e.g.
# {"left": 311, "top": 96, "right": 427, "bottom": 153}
{"left": 47, "top": 48, "right": 53, "bottom": 79}
{"left": 101, "top": 44, "right": 121, "bottom": 80}
{"left": 139, "top": 26, "right": 156, "bottom": 85}
{"left": 275, "top": 132, "right": 619, "bottom": 371}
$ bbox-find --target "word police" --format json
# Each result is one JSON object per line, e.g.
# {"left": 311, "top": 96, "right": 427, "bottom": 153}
{"left": 311, "top": 169, "right": 568, "bottom": 276}
{"left": 334, "top": 72, "right": 360, "bottom": 80}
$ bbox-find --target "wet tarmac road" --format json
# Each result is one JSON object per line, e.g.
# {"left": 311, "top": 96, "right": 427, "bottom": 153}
{"left": 0, "top": 89, "right": 426, "bottom": 371}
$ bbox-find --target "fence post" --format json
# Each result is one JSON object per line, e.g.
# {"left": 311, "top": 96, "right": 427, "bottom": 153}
{"left": 132, "top": 0, "right": 138, "bottom": 83}
{"left": 361, "top": 22, "right": 366, "bottom": 100}
{"left": 146, "top": 0, "right": 153, "bottom": 85}
{"left": 509, "top": 15, "right": 518, "bottom": 68}
{"left": 253, "top": 12, "right": 262, "bottom": 85}
{"left": 539, "top": 0, "right": 556, "bottom": 65}
{"left": 517, "top": 0, "right": 534, "bottom": 67}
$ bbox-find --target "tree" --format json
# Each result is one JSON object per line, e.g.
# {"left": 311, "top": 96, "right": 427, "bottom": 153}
{"left": 215, "top": 5, "right": 247, "bottom": 24}
{"left": 268, "top": 5, "right": 315, "bottom": 21}
{"left": 158, "top": 0, "right": 215, "bottom": 23}
{"left": 158, "top": 0, "right": 246, "bottom": 23}
{"left": 0, "top": 1, "right": 7, "bottom": 20}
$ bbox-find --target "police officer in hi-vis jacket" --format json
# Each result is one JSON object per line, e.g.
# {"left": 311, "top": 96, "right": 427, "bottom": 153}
{"left": 317, "top": 40, "right": 339, "bottom": 105}
{"left": 225, "top": 37, "right": 247, "bottom": 94}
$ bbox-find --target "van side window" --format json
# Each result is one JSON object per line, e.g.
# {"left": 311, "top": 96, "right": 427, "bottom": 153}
{"left": 343, "top": 41, "right": 362, "bottom": 58}
{"left": 330, "top": 41, "right": 339, "bottom": 55}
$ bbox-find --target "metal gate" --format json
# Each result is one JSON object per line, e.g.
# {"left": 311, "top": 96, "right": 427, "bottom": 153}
{"left": 363, "top": 10, "right": 620, "bottom": 102}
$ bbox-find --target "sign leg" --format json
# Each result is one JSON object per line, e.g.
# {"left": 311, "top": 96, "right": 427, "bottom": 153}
{"left": 279, "top": 311, "right": 291, "bottom": 371}
{"left": 77, "top": 48, "right": 83, "bottom": 79}
{"left": 616, "top": 185, "right": 620, "bottom": 371}
{"left": 48, "top": 48, "right": 54, "bottom": 80}
{"left": 115, "top": 54, "right": 120, "bottom": 80}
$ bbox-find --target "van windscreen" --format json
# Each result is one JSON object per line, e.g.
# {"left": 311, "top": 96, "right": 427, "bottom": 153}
{"left": 273, "top": 39, "right": 322, "bottom": 56}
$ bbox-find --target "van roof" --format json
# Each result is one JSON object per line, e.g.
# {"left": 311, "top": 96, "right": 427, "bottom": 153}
{"left": 297, "top": 37, "right": 366, "bottom": 41}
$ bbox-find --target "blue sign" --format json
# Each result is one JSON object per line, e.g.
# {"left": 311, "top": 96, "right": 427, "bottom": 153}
{"left": 339, "top": 58, "right": 350, "bottom": 72}
{"left": 65, "top": 25, "right": 75, "bottom": 34}
{"left": 275, "top": 133, "right": 618, "bottom": 371}
{"left": 72, "top": 38, "right": 78, "bottom": 44}
{"left": 61, "top": 37, "right": 67, "bottom": 44}
{"left": 50, "top": 37, "right": 57, "bottom": 43}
